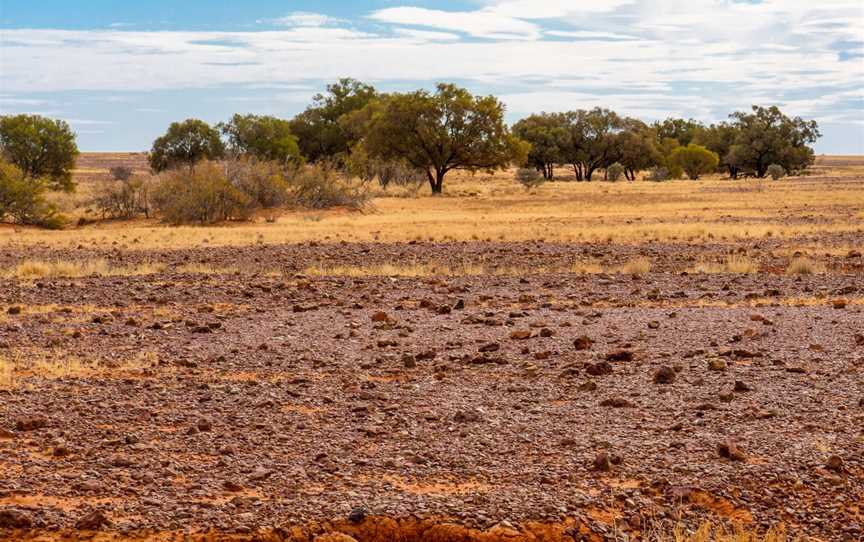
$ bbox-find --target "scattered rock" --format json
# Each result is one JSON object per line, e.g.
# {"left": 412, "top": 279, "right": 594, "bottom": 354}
{"left": 606, "top": 350, "right": 634, "bottom": 362}
{"left": 348, "top": 506, "right": 368, "bottom": 524}
{"left": 708, "top": 358, "right": 727, "bottom": 371}
{"left": 586, "top": 361, "right": 613, "bottom": 376}
{"left": 75, "top": 510, "right": 112, "bottom": 530}
{"left": 600, "top": 397, "right": 633, "bottom": 408}
{"left": 15, "top": 416, "right": 48, "bottom": 432}
{"left": 509, "top": 330, "right": 532, "bottom": 340}
{"left": 825, "top": 455, "right": 844, "bottom": 473}
{"left": 0, "top": 509, "right": 32, "bottom": 529}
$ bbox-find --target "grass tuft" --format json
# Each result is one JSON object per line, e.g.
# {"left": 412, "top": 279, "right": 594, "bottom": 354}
{"left": 785, "top": 257, "right": 824, "bottom": 275}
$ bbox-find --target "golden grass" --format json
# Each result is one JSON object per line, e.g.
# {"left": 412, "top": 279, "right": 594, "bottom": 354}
{"left": 0, "top": 348, "right": 159, "bottom": 388}
{"left": 4, "top": 165, "right": 863, "bottom": 250}
{"left": 785, "top": 257, "right": 825, "bottom": 275}
{"left": 303, "top": 260, "right": 604, "bottom": 277}
{"left": 665, "top": 522, "right": 792, "bottom": 542}
{"left": 4, "top": 259, "right": 166, "bottom": 279}
{"left": 689, "top": 254, "right": 759, "bottom": 274}
{"left": 619, "top": 256, "right": 652, "bottom": 275}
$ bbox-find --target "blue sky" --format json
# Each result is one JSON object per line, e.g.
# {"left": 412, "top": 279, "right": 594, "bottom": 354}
{"left": 2, "top": 0, "right": 863, "bottom": 153}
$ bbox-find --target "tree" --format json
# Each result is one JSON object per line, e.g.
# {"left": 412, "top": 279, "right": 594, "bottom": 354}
{"left": 613, "top": 119, "right": 661, "bottom": 180}
{"left": 357, "top": 83, "right": 527, "bottom": 194}
{"left": 149, "top": 119, "right": 225, "bottom": 173}
{"left": 290, "top": 78, "right": 378, "bottom": 163}
{"left": 653, "top": 118, "right": 704, "bottom": 147}
{"left": 693, "top": 122, "right": 741, "bottom": 178}
{"left": 0, "top": 114, "right": 79, "bottom": 192}
{"left": 219, "top": 114, "right": 301, "bottom": 166}
{"left": 669, "top": 144, "right": 719, "bottom": 179}
{"left": 560, "top": 108, "right": 625, "bottom": 181}
{"left": 512, "top": 113, "right": 568, "bottom": 179}
{"left": 0, "top": 159, "right": 63, "bottom": 228}
{"left": 726, "top": 106, "right": 820, "bottom": 178}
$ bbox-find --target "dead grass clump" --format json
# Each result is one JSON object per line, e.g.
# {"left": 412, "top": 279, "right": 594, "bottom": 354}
{"left": 0, "top": 356, "right": 14, "bottom": 389}
{"left": 618, "top": 256, "right": 652, "bottom": 275}
{"left": 660, "top": 521, "right": 791, "bottom": 542}
{"left": 785, "top": 257, "right": 824, "bottom": 275}
{"left": 689, "top": 255, "right": 758, "bottom": 274}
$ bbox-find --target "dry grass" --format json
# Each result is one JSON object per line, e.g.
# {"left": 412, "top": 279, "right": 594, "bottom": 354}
{"left": 3, "top": 159, "right": 863, "bottom": 250}
{"left": 662, "top": 522, "right": 792, "bottom": 542}
{"left": 4, "top": 259, "right": 166, "bottom": 279}
{"left": 689, "top": 254, "right": 759, "bottom": 274}
{"left": 0, "top": 348, "right": 158, "bottom": 388}
{"left": 785, "top": 257, "right": 825, "bottom": 275}
{"left": 303, "top": 260, "right": 604, "bottom": 277}
{"left": 619, "top": 256, "right": 652, "bottom": 275}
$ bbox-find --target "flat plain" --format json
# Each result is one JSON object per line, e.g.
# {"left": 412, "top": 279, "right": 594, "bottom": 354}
{"left": 0, "top": 155, "right": 862, "bottom": 542}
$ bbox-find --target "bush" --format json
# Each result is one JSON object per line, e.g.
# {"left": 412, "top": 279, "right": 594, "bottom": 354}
{"left": 94, "top": 176, "right": 153, "bottom": 219}
{"left": 0, "top": 159, "right": 64, "bottom": 228}
{"left": 152, "top": 161, "right": 253, "bottom": 224}
{"left": 109, "top": 166, "right": 134, "bottom": 182}
{"left": 515, "top": 168, "right": 544, "bottom": 190}
{"left": 225, "top": 158, "right": 290, "bottom": 208}
{"left": 345, "top": 145, "right": 425, "bottom": 189}
{"left": 669, "top": 144, "right": 720, "bottom": 179}
{"left": 767, "top": 164, "right": 785, "bottom": 180}
{"left": 646, "top": 167, "right": 669, "bottom": 182}
{"left": 606, "top": 162, "right": 625, "bottom": 182}
{"left": 287, "top": 162, "right": 369, "bottom": 210}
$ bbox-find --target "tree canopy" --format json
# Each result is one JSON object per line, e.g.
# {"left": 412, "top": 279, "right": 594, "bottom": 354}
{"left": 356, "top": 83, "right": 527, "bottom": 194}
{"left": 726, "top": 106, "right": 820, "bottom": 178}
{"left": 219, "top": 114, "right": 301, "bottom": 166}
{"left": 512, "top": 113, "right": 568, "bottom": 180}
{"left": 0, "top": 114, "right": 79, "bottom": 192}
{"left": 289, "top": 78, "right": 378, "bottom": 163}
{"left": 149, "top": 119, "right": 225, "bottom": 172}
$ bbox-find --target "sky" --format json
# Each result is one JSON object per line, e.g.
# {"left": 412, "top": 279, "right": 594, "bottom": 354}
{"left": 1, "top": 0, "right": 863, "bottom": 153}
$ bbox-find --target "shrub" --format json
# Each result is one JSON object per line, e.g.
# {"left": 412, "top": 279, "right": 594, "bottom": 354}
{"left": 109, "top": 166, "right": 134, "bottom": 182}
{"left": 0, "top": 114, "right": 79, "bottom": 191}
{"left": 606, "top": 162, "right": 625, "bottom": 182}
{"left": 149, "top": 119, "right": 225, "bottom": 173}
{"left": 225, "top": 158, "right": 290, "bottom": 208}
{"left": 0, "top": 159, "right": 64, "bottom": 228}
{"left": 767, "top": 164, "right": 785, "bottom": 180}
{"left": 93, "top": 176, "right": 154, "bottom": 220}
{"left": 669, "top": 144, "right": 720, "bottom": 179}
{"left": 346, "top": 146, "right": 425, "bottom": 189}
{"left": 646, "top": 167, "right": 670, "bottom": 182}
{"left": 287, "top": 162, "right": 369, "bottom": 210}
{"left": 515, "top": 168, "right": 544, "bottom": 190}
{"left": 152, "top": 161, "right": 253, "bottom": 224}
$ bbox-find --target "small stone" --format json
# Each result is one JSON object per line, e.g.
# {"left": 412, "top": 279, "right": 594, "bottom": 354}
{"left": 15, "top": 416, "right": 48, "bottom": 432}
{"left": 592, "top": 451, "right": 611, "bottom": 472}
{"left": 600, "top": 397, "right": 633, "bottom": 408}
{"left": 573, "top": 336, "right": 594, "bottom": 350}
{"left": 606, "top": 350, "right": 634, "bottom": 362}
{"left": 653, "top": 366, "right": 676, "bottom": 384}
{"left": 348, "top": 506, "right": 368, "bottom": 524}
{"left": 370, "top": 311, "right": 390, "bottom": 322}
{"left": 825, "top": 455, "right": 844, "bottom": 473}
{"left": 717, "top": 439, "right": 747, "bottom": 461}
{"left": 509, "top": 330, "right": 532, "bottom": 340}
{"left": 6, "top": 306, "right": 22, "bottom": 315}
{"left": 586, "top": 361, "right": 613, "bottom": 376}
{"left": 708, "top": 358, "right": 727, "bottom": 371}
{"left": 223, "top": 480, "right": 243, "bottom": 492}
{"left": 733, "top": 380, "right": 751, "bottom": 392}
{"left": 0, "top": 509, "right": 32, "bottom": 529}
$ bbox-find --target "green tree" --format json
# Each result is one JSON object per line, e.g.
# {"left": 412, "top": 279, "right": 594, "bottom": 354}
{"left": 693, "top": 122, "right": 741, "bottom": 178}
{"left": 669, "top": 144, "right": 719, "bottom": 179}
{"left": 149, "top": 119, "right": 225, "bottom": 173}
{"left": 357, "top": 83, "right": 527, "bottom": 194}
{"left": 726, "top": 106, "right": 820, "bottom": 178}
{"left": 289, "top": 78, "right": 378, "bottom": 163}
{"left": 653, "top": 117, "right": 704, "bottom": 147}
{"left": 512, "top": 113, "right": 568, "bottom": 180}
{"left": 219, "top": 114, "right": 301, "bottom": 166}
{"left": 561, "top": 108, "right": 625, "bottom": 181}
{"left": 613, "top": 119, "right": 661, "bottom": 180}
{"left": 0, "top": 114, "right": 79, "bottom": 192}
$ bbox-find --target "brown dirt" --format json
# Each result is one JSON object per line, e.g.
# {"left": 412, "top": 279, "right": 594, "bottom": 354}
{"left": 0, "top": 241, "right": 862, "bottom": 541}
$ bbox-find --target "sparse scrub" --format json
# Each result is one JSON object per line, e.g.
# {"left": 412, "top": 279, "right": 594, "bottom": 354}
{"left": 287, "top": 162, "right": 369, "bottom": 210}
{"left": 515, "top": 168, "right": 544, "bottom": 190}
{"left": 5, "top": 259, "right": 165, "bottom": 279}
{"left": 0, "top": 159, "right": 64, "bottom": 228}
{"left": 606, "top": 162, "right": 625, "bottom": 182}
{"left": 647, "top": 167, "right": 670, "bottom": 182}
{"left": 152, "top": 161, "right": 253, "bottom": 224}
{"left": 767, "top": 164, "right": 785, "bottom": 180}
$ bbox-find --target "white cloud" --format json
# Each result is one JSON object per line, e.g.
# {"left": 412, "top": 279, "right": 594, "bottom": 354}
{"left": 369, "top": 6, "right": 540, "bottom": 40}
{"left": 264, "top": 12, "right": 343, "bottom": 28}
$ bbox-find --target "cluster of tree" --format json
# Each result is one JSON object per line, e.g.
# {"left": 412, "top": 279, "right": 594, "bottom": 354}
{"left": 0, "top": 80, "right": 823, "bottom": 228}
{"left": 514, "top": 106, "right": 820, "bottom": 181}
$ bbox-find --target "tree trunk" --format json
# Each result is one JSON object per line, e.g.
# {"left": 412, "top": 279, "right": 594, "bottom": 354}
{"left": 429, "top": 168, "right": 446, "bottom": 194}
{"left": 585, "top": 167, "right": 595, "bottom": 181}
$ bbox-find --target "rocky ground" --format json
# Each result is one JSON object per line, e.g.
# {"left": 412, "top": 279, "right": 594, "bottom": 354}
{"left": 0, "top": 241, "right": 862, "bottom": 541}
